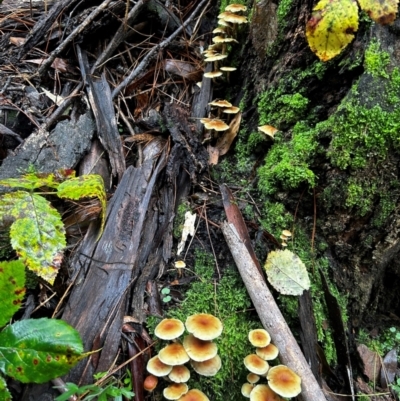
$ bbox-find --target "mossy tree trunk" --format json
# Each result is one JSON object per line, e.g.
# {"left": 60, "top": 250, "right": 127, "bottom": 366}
{"left": 236, "top": 0, "right": 400, "bottom": 344}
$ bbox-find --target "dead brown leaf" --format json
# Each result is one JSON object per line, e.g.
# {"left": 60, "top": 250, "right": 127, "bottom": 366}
{"left": 208, "top": 145, "right": 220, "bottom": 165}
{"left": 215, "top": 112, "right": 241, "bottom": 156}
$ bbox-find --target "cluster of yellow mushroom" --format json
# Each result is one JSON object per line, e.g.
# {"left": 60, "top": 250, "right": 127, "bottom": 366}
{"left": 242, "top": 329, "right": 301, "bottom": 400}
{"left": 279, "top": 230, "right": 292, "bottom": 248}
{"left": 145, "top": 313, "right": 223, "bottom": 400}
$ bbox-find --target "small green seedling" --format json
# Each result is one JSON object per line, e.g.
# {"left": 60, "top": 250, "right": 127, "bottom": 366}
{"left": 161, "top": 287, "right": 172, "bottom": 303}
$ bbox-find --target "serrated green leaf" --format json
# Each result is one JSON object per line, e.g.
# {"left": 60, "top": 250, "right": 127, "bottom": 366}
{"left": 264, "top": 249, "right": 310, "bottom": 295}
{"left": 0, "top": 191, "right": 66, "bottom": 284}
{"left": 0, "top": 260, "right": 26, "bottom": 327}
{"left": 0, "top": 318, "right": 83, "bottom": 384}
{"left": 306, "top": 0, "right": 359, "bottom": 61}
{"left": 57, "top": 175, "right": 106, "bottom": 237}
{"left": 358, "top": 0, "right": 398, "bottom": 24}
{"left": 0, "top": 375, "right": 12, "bottom": 401}
{"left": 0, "top": 170, "right": 75, "bottom": 191}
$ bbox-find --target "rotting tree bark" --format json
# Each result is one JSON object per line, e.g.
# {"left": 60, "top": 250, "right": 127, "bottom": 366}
{"left": 222, "top": 221, "right": 327, "bottom": 401}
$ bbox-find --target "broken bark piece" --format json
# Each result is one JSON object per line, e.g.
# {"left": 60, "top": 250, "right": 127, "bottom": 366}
{"left": 221, "top": 221, "right": 327, "bottom": 401}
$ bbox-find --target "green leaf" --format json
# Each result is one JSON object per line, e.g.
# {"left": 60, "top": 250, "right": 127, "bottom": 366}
{"left": 0, "top": 318, "right": 83, "bottom": 383}
{"left": 0, "top": 170, "right": 75, "bottom": 191}
{"left": 306, "top": 0, "right": 359, "bottom": 61}
{"left": 0, "top": 260, "right": 26, "bottom": 327}
{"left": 264, "top": 249, "right": 310, "bottom": 295}
{"left": 0, "top": 191, "right": 66, "bottom": 284}
{"left": 0, "top": 375, "right": 12, "bottom": 401}
{"left": 358, "top": 0, "right": 398, "bottom": 24}
{"left": 57, "top": 175, "right": 107, "bottom": 237}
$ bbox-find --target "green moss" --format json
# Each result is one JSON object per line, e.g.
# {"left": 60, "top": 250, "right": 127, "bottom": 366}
{"left": 257, "top": 123, "right": 318, "bottom": 195}
{"left": 147, "top": 250, "right": 260, "bottom": 401}
{"left": 276, "top": 0, "right": 294, "bottom": 34}
{"left": 173, "top": 202, "right": 192, "bottom": 239}
{"left": 364, "top": 40, "right": 390, "bottom": 78}
{"left": 345, "top": 177, "right": 377, "bottom": 217}
{"left": 260, "top": 200, "right": 292, "bottom": 238}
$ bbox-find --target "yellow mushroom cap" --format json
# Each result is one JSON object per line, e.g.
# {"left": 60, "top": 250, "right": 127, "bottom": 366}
{"left": 143, "top": 374, "right": 158, "bottom": 391}
{"left": 241, "top": 382, "right": 254, "bottom": 398}
{"left": 204, "top": 71, "right": 223, "bottom": 78}
{"left": 220, "top": 66, "right": 237, "bottom": 71}
{"left": 168, "top": 364, "right": 191, "bottom": 383}
{"left": 248, "top": 329, "right": 271, "bottom": 347}
{"left": 146, "top": 355, "right": 172, "bottom": 377}
{"left": 212, "top": 27, "right": 227, "bottom": 34}
{"left": 212, "top": 35, "right": 238, "bottom": 43}
{"left": 163, "top": 383, "right": 189, "bottom": 400}
{"left": 258, "top": 125, "right": 278, "bottom": 139}
{"left": 243, "top": 354, "right": 269, "bottom": 375}
{"left": 203, "top": 119, "right": 230, "bottom": 131}
{"left": 154, "top": 318, "right": 185, "bottom": 340}
{"left": 250, "top": 384, "right": 283, "bottom": 401}
{"left": 175, "top": 260, "right": 186, "bottom": 268}
{"left": 179, "top": 388, "right": 210, "bottom": 401}
{"left": 266, "top": 365, "right": 302, "bottom": 398}
{"left": 158, "top": 342, "right": 190, "bottom": 365}
{"left": 183, "top": 334, "right": 218, "bottom": 362}
{"left": 221, "top": 13, "right": 248, "bottom": 24}
{"left": 185, "top": 313, "right": 223, "bottom": 340}
{"left": 204, "top": 54, "right": 228, "bottom": 62}
{"left": 209, "top": 99, "right": 232, "bottom": 108}
{"left": 247, "top": 373, "right": 261, "bottom": 384}
{"left": 225, "top": 3, "right": 247, "bottom": 12}
{"left": 223, "top": 106, "right": 241, "bottom": 114}
{"left": 282, "top": 229, "right": 292, "bottom": 237}
{"left": 256, "top": 344, "right": 279, "bottom": 360}
{"left": 191, "top": 354, "right": 222, "bottom": 376}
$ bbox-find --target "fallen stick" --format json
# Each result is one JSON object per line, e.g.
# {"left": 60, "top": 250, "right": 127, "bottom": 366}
{"left": 221, "top": 221, "right": 327, "bottom": 401}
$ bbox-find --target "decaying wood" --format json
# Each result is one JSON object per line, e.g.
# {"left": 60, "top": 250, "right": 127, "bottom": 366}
{"left": 62, "top": 140, "right": 167, "bottom": 384}
{"left": 221, "top": 221, "right": 328, "bottom": 401}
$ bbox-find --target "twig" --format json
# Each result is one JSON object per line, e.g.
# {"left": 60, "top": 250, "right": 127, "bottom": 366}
{"left": 38, "top": 0, "right": 114, "bottom": 76}
{"left": 0, "top": 123, "right": 23, "bottom": 143}
{"left": 111, "top": 0, "right": 210, "bottom": 99}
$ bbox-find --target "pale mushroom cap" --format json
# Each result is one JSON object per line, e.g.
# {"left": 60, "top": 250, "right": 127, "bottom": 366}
{"left": 183, "top": 334, "right": 218, "bottom": 362}
{"left": 168, "top": 364, "right": 191, "bottom": 383}
{"left": 203, "top": 119, "right": 230, "bottom": 131}
{"left": 250, "top": 384, "right": 283, "bottom": 401}
{"left": 163, "top": 383, "right": 189, "bottom": 400}
{"left": 158, "top": 342, "right": 190, "bottom": 365}
{"left": 220, "top": 66, "right": 237, "bottom": 71}
{"left": 222, "top": 13, "right": 248, "bottom": 24}
{"left": 146, "top": 355, "right": 172, "bottom": 377}
{"left": 218, "top": 11, "right": 233, "bottom": 18}
{"left": 204, "top": 54, "right": 228, "bottom": 62}
{"left": 258, "top": 125, "right": 278, "bottom": 139}
{"left": 175, "top": 260, "right": 186, "bottom": 268}
{"left": 209, "top": 99, "right": 232, "bottom": 108}
{"left": 204, "top": 71, "right": 223, "bottom": 78}
{"left": 223, "top": 106, "right": 241, "bottom": 114}
{"left": 267, "top": 365, "right": 302, "bottom": 398}
{"left": 248, "top": 329, "right": 271, "bottom": 347}
{"left": 243, "top": 354, "right": 269, "bottom": 375}
{"left": 143, "top": 374, "right": 158, "bottom": 391}
{"left": 247, "top": 373, "right": 261, "bottom": 383}
{"left": 191, "top": 354, "right": 222, "bottom": 376}
{"left": 256, "top": 344, "right": 279, "bottom": 360}
{"left": 281, "top": 229, "right": 292, "bottom": 237}
{"left": 241, "top": 382, "right": 254, "bottom": 398}
{"left": 200, "top": 118, "right": 213, "bottom": 124}
{"left": 212, "top": 27, "right": 227, "bottom": 33}
{"left": 218, "top": 20, "right": 232, "bottom": 27}
{"left": 212, "top": 36, "right": 238, "bottom": 43}
{"left": 155, "top": 318, "right": 185, "bottom": 340}
{"left": 185, "top": 313, "right": 223, "bottom": 340}
{"left": 225, "top": 3, "right": 248, "bottom": 12}
{"left": 178, "top": 388, "right": 210, "bottom": 401}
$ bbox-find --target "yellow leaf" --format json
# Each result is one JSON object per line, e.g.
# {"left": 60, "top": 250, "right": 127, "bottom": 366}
{"left": 358, "top": 0, "right": 398, "bottom": 24}
{"left": 306, "top": 0, "right": 359, "bottom": 61}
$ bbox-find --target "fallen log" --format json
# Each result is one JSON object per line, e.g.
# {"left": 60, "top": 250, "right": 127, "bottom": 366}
{"left": 221, "top": 221, "right": 327, "bottom": 401}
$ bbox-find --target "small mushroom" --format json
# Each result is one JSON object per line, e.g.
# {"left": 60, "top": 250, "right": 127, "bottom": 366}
{"left": 168, "top": 364, "right": 191, "bottom": 383}
{"left": 267, "top": 365, "right": 302, "bottom": 398}
{"left": 249, "top": 384, "right": 283, "bottom": 401}
{"left": 143, "top": 374, "right": 158, "bottom": 392}
{"left": 247, "top": 373, "right": 261, "bottom": 384}
{"left": 158, "top": 342, "right": 190, "bottom": 366}
{"left": 146, "top": 355, "right": 172, "bottom": 377}
{"left": 154, "top": 318, "right": 185, "bottom": 340}
{"left": 163, "top": 383, "right": 189, "bottom": 400}
{"left": 183, "top": 334, "right": 218, "bottom": 362}
{"left": 220, "top": 12, "right": 248, "bottom": 24}
{"left": 209, "top": 99, "right": 232, "bottom": 108}
{"left": 220, "top": 66, "right": 237, "bottom": 72}
{"left": 179, "top": 388, "right": 210, "bottom": 401}
{"left": 243, "top": 354, "right": 269, "bottom": 375}
{"left": 203, "top": 119, "right": 229, "bottom": 131}
{"left": 256, "top": 344, "right": 279, "bottom": 361}
{"left": 258, "top": 125, "right": 278, "bottom": 140}
{"left": 248, "top": 329, "right": 271, "bottom": 347}
{"left": 212, "top": 27, "right": 227, "bottom": 34}
{"left": 191, "top": 354, "right": 222, "bottom": 376}
{"left": 203, "top": 71, "right": 223, "bottom": 78}
{"left": 212, "top": 35, "right": 238, "bottom": 43}
{"left": 185, "top": 313, "right": 223, "bottom": 340}
{"left": 204, "top": 53, "right": 228, "bottom": 62}
{"left": 222, "top": 106, "right": 240, "bottom": 114}
{"left": 225, "top": 3, "right": 247, "bottom": 12}
{"left": 241, "top": 382, "right": 254, "bottom": 398}
{"left": 282, "top": 229, "right": 292, "bottom": 237}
